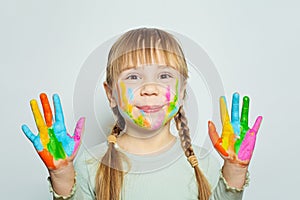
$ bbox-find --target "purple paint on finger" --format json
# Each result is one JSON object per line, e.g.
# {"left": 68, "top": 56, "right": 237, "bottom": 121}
{"left": 72, "top": 117, "right": 85, "bottom": 155}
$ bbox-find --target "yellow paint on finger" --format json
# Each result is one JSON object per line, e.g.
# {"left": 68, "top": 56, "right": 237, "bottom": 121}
{"left": 221, "top": 125, "right": 233, "bottom": 150}
{"left": 30, "top": 99, "right": 49, "bottom": 149}
{"left": 220, "top": 97, "right": 234, "bottom": 150}
{"left": 220, "top": 97, "right": 230, "bottom": 125}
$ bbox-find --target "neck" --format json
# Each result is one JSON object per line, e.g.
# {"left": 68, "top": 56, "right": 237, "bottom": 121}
{"left": 117, "top": 123, "right": 176, "bottom": 155}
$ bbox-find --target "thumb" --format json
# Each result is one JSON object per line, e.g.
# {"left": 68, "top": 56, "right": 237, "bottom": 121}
{"left": 208, "top": 121, "right": 229, "bottom": 157}
{"left": 208, "top": 121, "right": 218, "bottom": 144}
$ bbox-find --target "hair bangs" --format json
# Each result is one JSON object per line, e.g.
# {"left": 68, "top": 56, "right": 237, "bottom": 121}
{"left": 106, "top": 28, "right": 188, "bottom": 86}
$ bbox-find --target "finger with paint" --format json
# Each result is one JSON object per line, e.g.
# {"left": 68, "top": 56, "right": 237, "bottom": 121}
{"left": 238, "top": 116, "right": 263, "bottom": 161}
{"left": 219, "top": 96, "right": 236, "bottom": 152}
{"left": 234, "top": 96, "right": 250, "bottom": 153}
{"left": 230, "top": 92, "right": 240, "bottom": 135}
{"left": 208, "top": 121, "right": 229, "bottom": 157}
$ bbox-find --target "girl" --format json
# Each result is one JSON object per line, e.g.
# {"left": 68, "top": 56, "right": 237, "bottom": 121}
{"left": 22, "top": 28, "right": 262, "bottom": 200}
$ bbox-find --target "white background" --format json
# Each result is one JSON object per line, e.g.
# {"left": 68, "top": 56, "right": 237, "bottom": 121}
{"left": 1, "top": 0, "right": 299, "bottom": 199}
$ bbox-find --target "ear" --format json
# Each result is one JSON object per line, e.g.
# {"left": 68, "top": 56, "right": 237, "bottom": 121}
{"left": 103, "top": 82, "right": 117, "bottom": 108}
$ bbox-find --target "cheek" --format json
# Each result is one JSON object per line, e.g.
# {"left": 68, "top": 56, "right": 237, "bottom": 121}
{"left": 116, "top": 83, "right": 138, "bottom": 114}
{"left": 165, "top": 86, "right": 171, "bottom": 102}
{"left": 127, "top": 88, "right": 134, "bottom": 102}
{"left": 164, "top": 84, "right": 179, "bottom": 104}
{"left": 117, "top": 82, "right": 130, "bottom": 105}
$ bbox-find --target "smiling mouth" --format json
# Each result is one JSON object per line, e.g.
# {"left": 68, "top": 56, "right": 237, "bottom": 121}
{"left": 136, "top": 105, "right": 164, "bottom": 113}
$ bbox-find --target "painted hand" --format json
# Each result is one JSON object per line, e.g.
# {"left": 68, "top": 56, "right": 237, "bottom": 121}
{"left": 208, "top": 92, "right": 262, "bottom": 165}
{"left": 21, "top": 93, "right": 85, "bottom": 170}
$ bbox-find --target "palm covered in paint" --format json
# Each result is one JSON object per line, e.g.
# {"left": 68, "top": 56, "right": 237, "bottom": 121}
{"left": 22, "top": 93, "right": 85, "bottom": 170}
{"left": 208, "top": 92, "right": 262, "bottom": 166}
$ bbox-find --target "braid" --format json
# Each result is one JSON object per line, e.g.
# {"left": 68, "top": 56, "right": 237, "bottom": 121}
{"left": 95, "top": 107, "right": 128, "bottom": 200}
{"left": 174, "top": 106, "right": 211, "bottom": 200}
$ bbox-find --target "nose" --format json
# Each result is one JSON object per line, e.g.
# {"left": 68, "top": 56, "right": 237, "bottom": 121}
{"left": 140, "top": 84, "right": 159, "bottom": 96}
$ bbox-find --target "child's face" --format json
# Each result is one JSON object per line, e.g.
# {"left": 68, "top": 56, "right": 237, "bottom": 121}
{"left": 112, "top": 65, "right": 186, "bottom": 131}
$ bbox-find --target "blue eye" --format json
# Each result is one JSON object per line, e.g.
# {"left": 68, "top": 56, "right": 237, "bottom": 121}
{"left": 126, "top": 74, "right": 140, "bottom": 80}
{"left": 159, "top": 73, "right": 172, "bottom": 79}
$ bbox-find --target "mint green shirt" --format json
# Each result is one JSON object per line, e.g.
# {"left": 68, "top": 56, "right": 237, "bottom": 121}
{"left": 60, "top": 138, "right": 244, "bottom": 200}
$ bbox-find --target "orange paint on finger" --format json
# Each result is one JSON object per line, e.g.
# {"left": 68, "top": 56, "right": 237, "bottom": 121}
{"left": 40, "top": 93, "right": 53, "bottom": 127}
{"left": 214, "top": 138, "right": 229, "bottom": 157}
{"left": 227, "top": 133, "right": 236, "bottom": 153}
{"left": 38, "top": 149, "right": 56, "bottom": 169}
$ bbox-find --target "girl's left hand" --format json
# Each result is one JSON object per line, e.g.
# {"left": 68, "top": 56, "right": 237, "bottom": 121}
{"left": 208, "top": 92, "right": 262, "bottom": 187}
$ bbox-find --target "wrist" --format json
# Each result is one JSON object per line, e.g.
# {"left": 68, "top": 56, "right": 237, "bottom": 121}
{"left": 49, "top": 162, "right": 75, "bottom": 196}
{"left": 222, "top": 160, "right": 248, "bottom": 189}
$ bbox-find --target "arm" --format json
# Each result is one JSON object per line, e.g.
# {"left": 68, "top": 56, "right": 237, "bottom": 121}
{"left": 208, "top": 93, "right": 262, "bottom": 199}
{"left": 48, "top": 162, "right": 76, "bottom": 199}
{"left": 21, "top": 93, "right": 85, "bottom": 199}
{"left": 48, "top": 149, "right": 96, "bottom": 200}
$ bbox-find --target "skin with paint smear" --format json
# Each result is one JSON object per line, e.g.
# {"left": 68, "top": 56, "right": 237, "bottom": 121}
{"left": 208, "top": 92, "right": 262, "bottom": 163}
{"left": 116, "top": 65, "right": 182, "bottom": 131}
{"left": 22, "top": 93, "right": 85, "bottom": 170}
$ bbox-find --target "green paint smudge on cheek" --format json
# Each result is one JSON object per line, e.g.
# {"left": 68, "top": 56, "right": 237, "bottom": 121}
{"left": 167, "top": 79, "right": 179, "bottom": 113}
{"left": 131, "top": 115, "right": 150, "bottom": 128}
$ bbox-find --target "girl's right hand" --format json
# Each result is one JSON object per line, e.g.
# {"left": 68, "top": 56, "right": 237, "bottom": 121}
{"left": 21, "top": 93, "right": 85, "bottom": 171}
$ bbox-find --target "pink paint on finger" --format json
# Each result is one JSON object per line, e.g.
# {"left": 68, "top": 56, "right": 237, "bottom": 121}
{"left": 252, "top": 116, "right": 263, "bottom": 133}
{"left": 72, "top": 117, "right": 85, "bottom": 155}
{"left": 238, "top": 129, "right": 257, "bottom": 160}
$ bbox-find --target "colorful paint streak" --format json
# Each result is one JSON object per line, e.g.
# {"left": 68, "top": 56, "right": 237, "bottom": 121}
{"left": 120, "top": 81, "right": 151, "bottom": 128}
{"left": 118, "top": 80, "right": 181, "bottom": 130}
{"left": 166, "top": 86, "right": 171, "bottom": 102}
{"left": 164, "top": 79, "right": 179, "bottom": 124}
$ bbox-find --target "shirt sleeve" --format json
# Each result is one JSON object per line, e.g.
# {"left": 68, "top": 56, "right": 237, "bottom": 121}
{"left": 210, "top": 173, "right": 245, "bottom": 200}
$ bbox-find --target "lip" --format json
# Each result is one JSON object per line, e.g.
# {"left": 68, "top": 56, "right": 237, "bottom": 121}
{"left": 136, "top": 105, "right": 164, "bottom": 113}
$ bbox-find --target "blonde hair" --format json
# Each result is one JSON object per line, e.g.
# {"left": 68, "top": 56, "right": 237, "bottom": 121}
{"left": 96, "top": 27, "right": 211, "bottom": 200}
